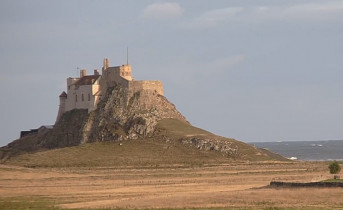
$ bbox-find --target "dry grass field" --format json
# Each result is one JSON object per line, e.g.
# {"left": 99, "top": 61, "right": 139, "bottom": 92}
{"left": 1, "top": 120, "right": 342, "bottom": 209}
{"left": 1, "top": 161, "right": 342, "bottom": 209}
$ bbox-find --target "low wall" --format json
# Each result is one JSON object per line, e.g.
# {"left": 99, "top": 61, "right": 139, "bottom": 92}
{"left": 270, "top": 181, "right": 343, "bottom": 188}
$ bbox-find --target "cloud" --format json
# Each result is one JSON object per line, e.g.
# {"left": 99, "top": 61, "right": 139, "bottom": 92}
{"left": 283, "top": 2, "right": 343, "bottom": 19}
{"left": 183, "top": 1, "right": 343, "bottom": 29}
{"left": 142, "top": 2, "right": 184, "bottom": 20}
{"left": 184, "top": 7, "right": 243, "bottom": 28}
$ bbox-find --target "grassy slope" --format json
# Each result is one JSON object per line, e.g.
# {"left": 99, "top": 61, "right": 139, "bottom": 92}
{"left": 155, "top": 118, "right": 213, "bottom": 137}
{"left": 5, "top": 138, "right": 231, "bottom": 168}
{"left": 3, "top": 119, "right": 285, "bottom": 167}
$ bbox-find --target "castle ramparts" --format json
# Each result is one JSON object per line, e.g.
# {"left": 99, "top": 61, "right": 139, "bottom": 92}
{"left": 56, "top": 58, "right": 163, "bottom": 123}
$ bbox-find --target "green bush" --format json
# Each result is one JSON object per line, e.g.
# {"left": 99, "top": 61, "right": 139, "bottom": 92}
{"left": 328, "top": 161, "right": 341, "bottom": 174}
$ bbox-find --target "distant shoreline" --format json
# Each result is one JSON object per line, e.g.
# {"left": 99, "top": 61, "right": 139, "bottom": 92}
{"left": 250, "top": 140, "right": 343, "bottom": 161}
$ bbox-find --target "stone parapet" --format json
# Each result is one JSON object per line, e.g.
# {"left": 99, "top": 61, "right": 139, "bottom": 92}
{"left": 128, "top": 80, "right": 163, "bottom": 96}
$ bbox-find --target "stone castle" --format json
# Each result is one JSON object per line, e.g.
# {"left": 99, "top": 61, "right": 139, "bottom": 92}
{"left": 56, "top": 58, "right": 163, "bottom": 122}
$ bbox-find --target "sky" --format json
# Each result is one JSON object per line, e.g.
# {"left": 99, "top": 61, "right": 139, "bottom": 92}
{"left": 1, "top": 0, "right": 343, "bottom": 146}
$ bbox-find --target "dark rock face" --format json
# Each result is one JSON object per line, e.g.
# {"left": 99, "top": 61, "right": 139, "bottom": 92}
{"left": 0, "top": 109, "right": 90, "bottom": 160}
{"left": 181, "top": 137, "right": 239, "bottom": 157}
{"left": 42, "top": 109, "right": 89, "bottom": 148}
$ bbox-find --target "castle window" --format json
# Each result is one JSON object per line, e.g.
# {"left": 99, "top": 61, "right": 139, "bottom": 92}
{"left": 82, "top": 94, "right": 84, "bottom": 101}
{"left": 75, "top": 95, "right": 77, "bottom": 102}
{"left": 88, "top": 94, "right": 91, "bottom": 101}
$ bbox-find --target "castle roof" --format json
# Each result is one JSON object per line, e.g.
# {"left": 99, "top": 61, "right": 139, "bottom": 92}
{"left": 75, "top": 75, "right": 100, "bottom": 86}
{"left": 59, "top": 91, "right": 67, "bottom": 97}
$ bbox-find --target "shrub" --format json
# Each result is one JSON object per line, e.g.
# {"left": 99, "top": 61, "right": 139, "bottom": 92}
{"left": 328, "top": 161, "right": 341, "bottom": 174}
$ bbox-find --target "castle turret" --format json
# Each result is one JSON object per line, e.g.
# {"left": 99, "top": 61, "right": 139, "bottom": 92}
{"left": 56, "top": 91, "right": 67, "bottom": 123}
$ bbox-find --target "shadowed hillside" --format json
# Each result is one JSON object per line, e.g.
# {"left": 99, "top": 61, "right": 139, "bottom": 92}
{"left": 0, "top": 84, "right": 287, "bottom": 166}
{"left": 2, "top": 118, "right": 286, "bottom": 167}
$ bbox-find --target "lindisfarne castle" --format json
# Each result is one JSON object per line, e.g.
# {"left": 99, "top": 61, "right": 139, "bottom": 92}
{"left": 56, "top": 58, "right": 163, "bottom": 122}
{"left": 4, "top": 56, "right": 283, "bottom": 164}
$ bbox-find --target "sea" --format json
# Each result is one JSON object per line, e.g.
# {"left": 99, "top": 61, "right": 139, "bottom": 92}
{"left": 250, "top": 140, "right": 343, "bottom": 161}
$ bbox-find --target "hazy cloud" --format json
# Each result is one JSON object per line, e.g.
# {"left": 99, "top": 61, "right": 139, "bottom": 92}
{"left": 283, "top": 2, "right": 343, "bottom": 20}
{"left": 184, "top": 1, "right": 343, "bottom": 29}
{"left": 142, "top": 2, "right": 184, "bottom": 20}
{"left": 183, "top": 7, "right": 242, "bottom": 28}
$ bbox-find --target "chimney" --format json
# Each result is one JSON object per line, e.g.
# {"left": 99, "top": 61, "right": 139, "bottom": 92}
{"left": 80, "top": 69, "right": 87, "bottom": 77}
{"left": 103, "top": 58, "right": 109, "bottom": 70}
{"left": 94, "top": 69, "right": 99, "bottom": 75}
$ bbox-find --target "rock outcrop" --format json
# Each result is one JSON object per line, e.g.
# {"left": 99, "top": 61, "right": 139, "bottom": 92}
{"left": 19, "top": 84, "right": 187, "bottom": 150}
{"left": 81, "top": 85, "right": 187, "bottom": 143}
{"left": 0, "top": 83, "right": 286, "bottom": 162}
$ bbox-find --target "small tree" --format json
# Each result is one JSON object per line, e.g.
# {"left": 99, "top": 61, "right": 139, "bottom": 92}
{"left": 328, "top": 161, "right": 341, "bottom": 175}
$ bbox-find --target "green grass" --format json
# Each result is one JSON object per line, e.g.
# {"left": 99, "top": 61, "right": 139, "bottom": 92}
{"left": 156, "top": 118, "right": 212, "bottom": 138}
{"left": 321, "top": 179, "right": 343, "bottom": 183}
{"left": 0, "top": 197, "right": 336, "bottom": 210}
{"left": 0, "top": 197, "right": 60, "bottom": 210}
{"left": 4, "top": 138, "right": 231, "bottom": 168}
{"left": 0, "top": 194, "right": 337, "bottom": 210}
{"left": 70, "top": 207, "right": 334, "bottom": 210}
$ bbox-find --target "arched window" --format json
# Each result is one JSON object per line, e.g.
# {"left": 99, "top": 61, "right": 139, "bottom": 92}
{"left": 88, "top": 94, "right": 91, "bottom": 101}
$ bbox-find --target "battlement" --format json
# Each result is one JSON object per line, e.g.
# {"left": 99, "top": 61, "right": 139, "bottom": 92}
{"left": 129, "top": 80, "right": 163, "bottom": 96}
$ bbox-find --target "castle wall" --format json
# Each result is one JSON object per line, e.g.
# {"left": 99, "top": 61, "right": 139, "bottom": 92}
{"left": 128, "top": 80, "right": 163, "bottom": 96}
{"left": 102, "top": 67, "right": 130, "bottom": 88}
{"left": 57, "top": 58, "right": 164, "bottom": 123}
{"left": 65, "top": 79, "right": 100, "bottom": 113}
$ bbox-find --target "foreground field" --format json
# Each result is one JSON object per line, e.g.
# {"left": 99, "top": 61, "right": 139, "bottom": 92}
{"left": 1, "top": 161, "right": 342, "bottom": 209}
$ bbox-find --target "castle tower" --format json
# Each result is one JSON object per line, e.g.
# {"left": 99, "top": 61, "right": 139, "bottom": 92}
{"left": 56, "top": 91, "right": 67, "bottom": 123}
{"left": 119, "top": 64, "right": 133, "bottom": 81}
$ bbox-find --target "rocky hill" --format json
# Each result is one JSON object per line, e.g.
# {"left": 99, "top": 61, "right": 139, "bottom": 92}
{"left": 0, "top": 85, "right": 286, "bottom": 165}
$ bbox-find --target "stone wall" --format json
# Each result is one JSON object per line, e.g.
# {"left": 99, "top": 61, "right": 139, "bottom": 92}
{"left": 128, "top": 80, "right": 163, "bottom": 96}
{"left": 270, "top": 181, "right": 343, "bottom": 188}
{"left": 102, "top": 65, "right": 131, "bottom": 89}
